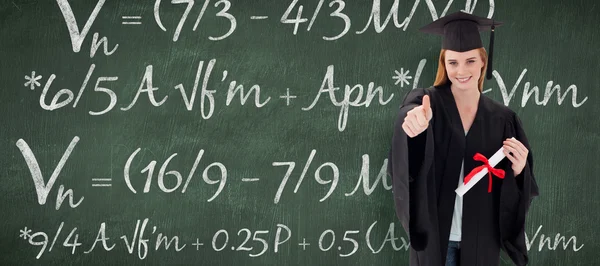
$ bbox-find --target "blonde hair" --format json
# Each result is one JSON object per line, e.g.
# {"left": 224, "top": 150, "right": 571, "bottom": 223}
{"left": 433, "top": 48, "right": 488, "bottom": 92}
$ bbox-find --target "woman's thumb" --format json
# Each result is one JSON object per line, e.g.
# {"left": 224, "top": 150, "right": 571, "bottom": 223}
{"left": 422, "top": 95, "right": 431, "bottom": 118}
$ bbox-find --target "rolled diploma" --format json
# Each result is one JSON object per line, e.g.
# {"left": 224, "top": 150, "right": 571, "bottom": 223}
{"left": 455, "top": 137, "right": 514, "bottom": 197}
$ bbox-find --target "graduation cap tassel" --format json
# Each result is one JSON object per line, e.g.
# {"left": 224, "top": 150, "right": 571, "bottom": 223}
{"left": 486, "top": 23, "right": 495, "bottom": 80}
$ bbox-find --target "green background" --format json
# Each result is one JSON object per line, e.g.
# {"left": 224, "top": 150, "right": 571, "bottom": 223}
{"left": 0, "top": 0, "right": 597, "bottom": 265}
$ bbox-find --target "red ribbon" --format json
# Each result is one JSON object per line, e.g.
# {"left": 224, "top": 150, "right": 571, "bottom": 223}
{"left": 463, "top": 153, "right": 505, "bottom": 193}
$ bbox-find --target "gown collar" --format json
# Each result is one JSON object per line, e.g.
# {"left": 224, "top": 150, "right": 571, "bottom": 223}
{"left": 435, "top": 82, "right": 484, "bottom": 138}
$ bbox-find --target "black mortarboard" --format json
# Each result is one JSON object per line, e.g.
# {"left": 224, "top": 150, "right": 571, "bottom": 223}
{"left": 419, "top": 11, "right": 503, "bottom": 79}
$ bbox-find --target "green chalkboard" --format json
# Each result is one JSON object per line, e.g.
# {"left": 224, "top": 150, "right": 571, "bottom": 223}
{"left": 0, "top": 0, "right": 598, "bottom": 265}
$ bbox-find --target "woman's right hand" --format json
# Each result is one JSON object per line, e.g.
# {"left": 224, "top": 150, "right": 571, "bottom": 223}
{"left": 402, "top": 95, "right": 433, "bottom": 138}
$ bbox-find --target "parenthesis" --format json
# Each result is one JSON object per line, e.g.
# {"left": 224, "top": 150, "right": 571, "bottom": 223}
{"left": 154, "top": 0, "right": 167, "bottom": 31}
{"left": 124, "top": 148, "right": 142, "bottom": 193}
{"left": 365, "top": 220, "right": 377, "bottom": 253}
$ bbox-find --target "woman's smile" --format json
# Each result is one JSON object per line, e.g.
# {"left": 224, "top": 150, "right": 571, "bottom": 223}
{"left": 456, "top": 76, "right": 472, "bottom": 83}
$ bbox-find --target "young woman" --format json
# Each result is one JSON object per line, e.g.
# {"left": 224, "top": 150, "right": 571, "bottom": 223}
{"left": 387, "top": 12, "right": 539, "bottom": 266}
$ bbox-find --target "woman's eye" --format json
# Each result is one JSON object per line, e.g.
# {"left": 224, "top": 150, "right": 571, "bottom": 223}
{"left": 449, "top": 62, "right": 457, "bottom": 65}
{"left": 467, "top": 60, "right": 475, "bottom": 64}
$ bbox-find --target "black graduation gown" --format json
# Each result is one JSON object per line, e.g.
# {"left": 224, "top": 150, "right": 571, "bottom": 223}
{"left": 387, "top": 84, "right": 539, "bottom": 266}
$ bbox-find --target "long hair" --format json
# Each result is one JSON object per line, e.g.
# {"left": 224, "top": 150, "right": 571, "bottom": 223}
{"left": 433, "top": 48, "right": 488, "bottom": 92}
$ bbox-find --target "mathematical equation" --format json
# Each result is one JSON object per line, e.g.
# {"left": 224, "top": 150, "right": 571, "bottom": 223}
{"left": 20, "top": 218, "right": 408, "bottom": 259}
{"left": 16, "top": 136, "right": 392, "bottom": 209}
{"left": 57, "top": 0, "right": 496, "bottom": 44}
{"left": 25, "top": 60, "right": 416, "bottom": 132}
{"left": 24, "top": 55, "right": 588, "bottom": 136}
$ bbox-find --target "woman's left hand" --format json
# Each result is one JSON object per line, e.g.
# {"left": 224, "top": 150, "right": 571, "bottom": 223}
{"left": 503, "top": 138, "right": 528, "bottom": 176}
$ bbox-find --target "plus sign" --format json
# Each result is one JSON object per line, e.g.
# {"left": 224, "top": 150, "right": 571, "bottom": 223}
{"left": 298, "top": 238, "right": 310, "bottom": 250}
{"left": 192, "top": 238, "right": 204, "bottom": 250}
{"left": 279, "top": 88, "right": 297, "bottom": 106}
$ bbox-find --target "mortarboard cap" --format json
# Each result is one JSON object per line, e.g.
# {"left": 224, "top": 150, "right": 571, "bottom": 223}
{"left": 419, "top": 11, "right": 503, "bottom": 80}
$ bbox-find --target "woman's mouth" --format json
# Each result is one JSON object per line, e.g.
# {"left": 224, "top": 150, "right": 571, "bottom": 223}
{"left": 456, "top": 76, "right": 471, "bottom": 83}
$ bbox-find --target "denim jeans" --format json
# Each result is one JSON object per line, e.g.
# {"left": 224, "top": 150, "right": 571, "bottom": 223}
{"left": 445, "top": 241, "right": 461, "bottom": 266}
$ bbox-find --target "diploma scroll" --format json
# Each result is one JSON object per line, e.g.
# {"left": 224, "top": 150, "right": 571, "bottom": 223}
{"left": 455, "top": 137, "right": 514, "bottom": 197}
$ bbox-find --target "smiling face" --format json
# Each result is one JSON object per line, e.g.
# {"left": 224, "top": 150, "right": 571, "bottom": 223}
{"left": 443, "top": 49, "right": 486, "bottom": 92}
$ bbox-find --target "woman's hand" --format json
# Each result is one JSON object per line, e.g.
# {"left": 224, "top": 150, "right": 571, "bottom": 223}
{"left": 402, "top": 95, "right": 433, "bottom": 138}
{"left": 503, "top": 138, "right": 528, "bottom": 176}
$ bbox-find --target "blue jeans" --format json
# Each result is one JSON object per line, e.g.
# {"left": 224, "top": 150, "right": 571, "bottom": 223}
{"left": 445, "top": 241, "right": 460, "bottom": 266}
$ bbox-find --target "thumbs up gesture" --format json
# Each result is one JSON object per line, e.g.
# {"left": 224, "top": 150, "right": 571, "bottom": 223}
{"left": 402, "top": 95, "right": 433, "bottom": 138}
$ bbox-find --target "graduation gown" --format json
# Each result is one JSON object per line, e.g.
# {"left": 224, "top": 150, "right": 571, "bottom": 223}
{"left": 387, "top": 84, "right": 539, "bottom": 266}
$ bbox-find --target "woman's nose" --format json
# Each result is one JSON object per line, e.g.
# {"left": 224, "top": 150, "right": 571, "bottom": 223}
{"left": 457, "top": 66, "right": 468, "bottom": 75}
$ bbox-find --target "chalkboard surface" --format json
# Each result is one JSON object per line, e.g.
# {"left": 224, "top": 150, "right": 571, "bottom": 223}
{"left": 0, "top": 0, "right": 598, "bottom": 265}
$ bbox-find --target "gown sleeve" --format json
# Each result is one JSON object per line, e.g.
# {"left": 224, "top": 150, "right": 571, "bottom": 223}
{"left": 500, "top": 113, "right": 540, "bottom": 265}
{"left": 387, "top": 88, "right": 435, "bottom": 251}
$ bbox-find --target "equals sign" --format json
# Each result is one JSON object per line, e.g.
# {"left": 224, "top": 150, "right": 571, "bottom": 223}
{"left": 122, "top": 16, "right": 142, "bottom": 25}
{"left": 92, "top": 178, "right": 112, "bottom": 187}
